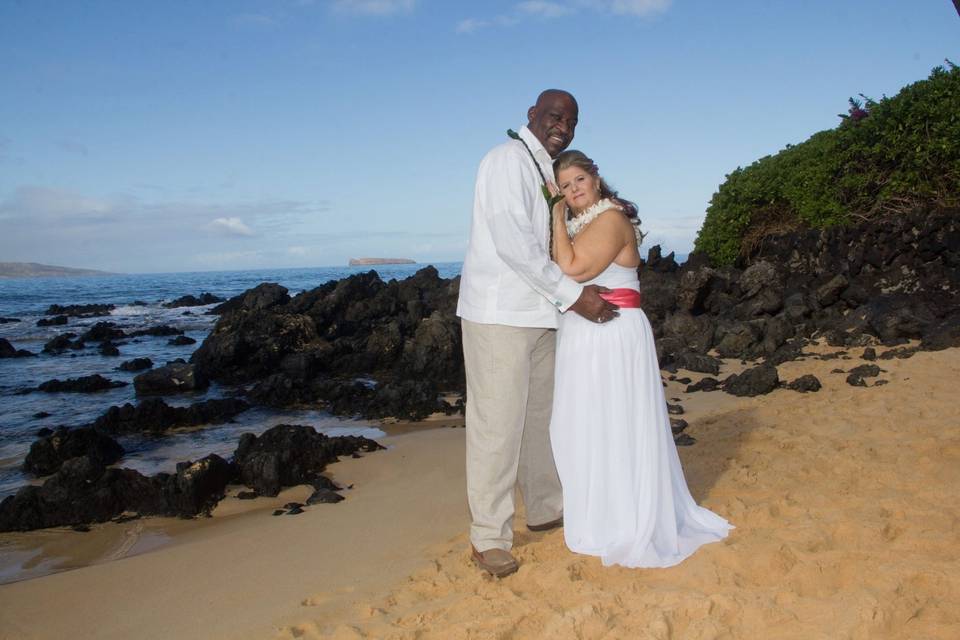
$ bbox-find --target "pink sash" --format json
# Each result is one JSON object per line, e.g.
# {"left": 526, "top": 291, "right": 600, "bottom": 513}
{"left": 599, "top": 288, "right": 642, "bottom": 308}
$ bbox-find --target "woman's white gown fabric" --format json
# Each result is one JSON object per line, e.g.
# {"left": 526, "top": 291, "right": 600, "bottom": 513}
{"left": 550, "top": 263, "right": 732, "bottom": 568}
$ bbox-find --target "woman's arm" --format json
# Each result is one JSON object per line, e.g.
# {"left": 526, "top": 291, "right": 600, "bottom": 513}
{"left": 552, "top": 204, "right": 632, "bottom": 282}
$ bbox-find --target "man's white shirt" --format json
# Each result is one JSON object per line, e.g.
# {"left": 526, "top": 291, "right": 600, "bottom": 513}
{"left": 456, "top": 126, "right": 583, "bottom": 328}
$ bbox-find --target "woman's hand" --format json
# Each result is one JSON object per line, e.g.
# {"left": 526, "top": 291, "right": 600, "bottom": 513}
{"left": 547, "top": 181, "right": 566, "bottom": 216}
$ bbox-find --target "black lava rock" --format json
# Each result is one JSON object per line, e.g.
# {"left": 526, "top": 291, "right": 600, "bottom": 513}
{"left": 0, "top": 453, "right": 232, "bottom": 532}
{"left": 846, "top": 364, "right": 882, "bottom": 387}
{"left": 118, "top": 357, "right": 153, "bottom": 372}
{"left": 163, "top": 293, "right": 225, "bottom": 308}
{"left": 232, "top": 424, "right": 383, "bottom": 497}
{"left": 37, "top": 315, "right": 68, "bottom": 327}
{"left": 673, "top": 351, "right": 722, "bottom": 375}
{"left": 724, "top": 364, "right": 780, "bottom": 397}
{"left": 92, "top": 397, "right": 250, "bottom": 435}
{"left": 80, "top": 321, "right": 126, "bottom": 342}
{"left": 23, "top": 426, "right": 124, "bottom": 476}
{"left": 38, "top": 375, "right": 127, "bottom": 393}
{"left": 133, "top": 361, "right": 209, "bottom": 395}
{"left": 45, "top": 303, "right": 115, "bottom": 317}
{"left": 686, "top": 377, "right": 720, "bottom": 393}
{"left": 787, "top": 374, "right": 822, "bottom": 393}
{"left": 99, "top": 341, "right": 121, "bottom": 356}
{"left": 0, "top": 338, "right": 35, "bottom": 358}
{"left": 42, "top": 334, "right": 84, "bottom": 354}
{"left": 306, "top": 488, "right": 344, "bottom": 504}
{"left": 669, "top": 418, "right": 689, "bottom": 434}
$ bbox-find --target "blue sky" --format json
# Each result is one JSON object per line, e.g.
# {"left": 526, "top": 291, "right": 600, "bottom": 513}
{"left": 1, "top": 0, "right": 957, "bottom": 273}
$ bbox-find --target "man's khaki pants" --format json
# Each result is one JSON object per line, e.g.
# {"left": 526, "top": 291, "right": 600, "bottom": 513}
{"left": 461, "top": 318, "right": 564, "bottom": 552}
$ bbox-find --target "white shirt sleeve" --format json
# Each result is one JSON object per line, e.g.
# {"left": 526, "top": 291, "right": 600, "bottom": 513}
{"left": 481, "top": 147, "right": 583, "bottom": 312}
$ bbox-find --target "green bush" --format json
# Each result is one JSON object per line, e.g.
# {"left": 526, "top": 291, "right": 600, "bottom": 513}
{"left": 695, "top": 62, "right": 960, "bottom": 265}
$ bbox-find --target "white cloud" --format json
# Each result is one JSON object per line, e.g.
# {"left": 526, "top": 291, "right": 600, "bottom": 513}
{"left": 459, "top": 0, "right": 669, "bottom": 32}
{"left": 207, "top": 217, "right": 255, "bottom": 236}
{"left": 0, "top": 186, "right": 117, "bottom": 221}
{"left": 518, "top": 1, "right": 574, "bottom": 18}
{"left": 606, "top": 0, "right": 671, "bottom": 17}
{"left": 287, "top": 245, "right": 308, "bottom": 255}
{"left": 332, "top": 0, "right": 415, "bottom": 16}
{"left": 455, "top": 18, "right": 488, "bottom": 33}
{"left": 455, "top": 14, "right": 519, "bottom": 33}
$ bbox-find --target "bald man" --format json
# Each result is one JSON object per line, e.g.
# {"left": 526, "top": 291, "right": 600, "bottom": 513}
{"left": 456, "top": 90, "right": 618, "bottom": 577}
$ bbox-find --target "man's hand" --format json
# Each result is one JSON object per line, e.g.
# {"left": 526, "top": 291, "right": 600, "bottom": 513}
{"left": 568, "top": 285, "right": 619, "bottom": 323}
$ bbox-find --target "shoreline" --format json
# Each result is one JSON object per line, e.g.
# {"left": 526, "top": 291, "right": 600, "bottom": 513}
{"left": 0, "top": 423, "right": 470, "bottom": 639}
{"left": 0, "top": 411, "right": 464, "bottom": 588}
{"left": 1, "top": 344, "right": 958, "bottom": 638}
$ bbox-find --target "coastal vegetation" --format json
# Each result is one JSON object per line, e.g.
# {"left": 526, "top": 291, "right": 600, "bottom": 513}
{"left": 695, "top": 62, "right": 960, "bottom": 265}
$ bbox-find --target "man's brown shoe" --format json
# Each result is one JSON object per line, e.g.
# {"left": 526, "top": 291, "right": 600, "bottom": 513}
{"left": 471, "top": 545, "right": 519, "bottom": 578}
{"left": 527, "top": 516, "right": 563, "bottom": 532}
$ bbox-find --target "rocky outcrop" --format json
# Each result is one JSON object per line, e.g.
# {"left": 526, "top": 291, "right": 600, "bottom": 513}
{"left": 23, "top": 426, "right": 124, "bottom": 476}
{"left": 118, "top": 357, "right": 153, "bottom": 372}
{"left": 42, "top": 334, "right": 85, "bottom": 354}
{"left": 1, "top": 423, "right": 384, "bottom": 531}
{"left": 37, "top": 315, "right": 68, "bottom": 327}
{"left": 0, "top": 454, "right": 232, "bottom": 532}
{"left": 0, "top": 338, "right": 34, "bottom": 358}
{"left": 92, "top": 397, "right": 250, "bottom": 435}
{"left": 38, "top": 375, "right": 127, "bottom": 393}
{"left": 45, "top": 303, "right": 115, "bottom": 317}
{"left": 723, "top": 364, "right": 780, "bottom": 397}
{"left": 645, "top": 209, "right": 959, "bottom": 367}
{"left": 233, "top": 424, "right": 383, "bottom": 497}
{"left": 133, "top": 361, "right": 209, "bottom": 395}
{"left": 191, "top": 267, "right": 463, "bottom": 419}
{"left": 163, "top": 293, "right": 224, "bottom": 308}
{"left": 80, "top": 321, "right": 126, "bottom": 342}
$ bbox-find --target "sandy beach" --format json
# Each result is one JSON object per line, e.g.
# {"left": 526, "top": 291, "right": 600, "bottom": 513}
{"left": 2, "top": 343, "right": 959, "bottom": 639}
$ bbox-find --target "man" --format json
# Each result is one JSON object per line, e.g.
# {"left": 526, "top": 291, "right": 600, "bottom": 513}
{"left": 456, "top": 89, "right": 619, "bottom": 577}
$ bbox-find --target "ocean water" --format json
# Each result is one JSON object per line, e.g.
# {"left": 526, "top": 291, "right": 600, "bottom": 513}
{"left": 0, "top": 263, "right": 462, "bottom": 498}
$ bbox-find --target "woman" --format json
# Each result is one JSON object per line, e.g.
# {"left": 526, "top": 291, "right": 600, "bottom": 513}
{"left": 548, "top": 150, "right": 732, "bottom": 568}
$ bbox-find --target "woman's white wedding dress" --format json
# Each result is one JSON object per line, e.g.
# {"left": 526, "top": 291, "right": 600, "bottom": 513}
{"left": 550, "top": 262, "right": 733, "bottom": 568}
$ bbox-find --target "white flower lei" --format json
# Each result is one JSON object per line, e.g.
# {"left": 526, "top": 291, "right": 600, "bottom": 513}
{"left": 565, "top": 197, "right": 645, "bottom": 245}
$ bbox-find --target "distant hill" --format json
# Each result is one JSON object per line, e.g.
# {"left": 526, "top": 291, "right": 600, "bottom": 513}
{"left": 348, "top": 258, "right": 416, "bottom": 266}
{"left": 0, "top": 262, "right": 116, "bottom": 279}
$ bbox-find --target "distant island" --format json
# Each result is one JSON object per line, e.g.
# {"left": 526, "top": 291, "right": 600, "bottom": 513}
{"left": 0, "top": 262, "right": 116, "bottom": 279}
{"left": 348, "top": 258, "right": 416, "bottom": 266}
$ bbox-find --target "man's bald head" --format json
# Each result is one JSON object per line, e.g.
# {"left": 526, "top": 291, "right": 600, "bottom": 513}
{"left": 527, "top": 89, "right": 579, "bottom": 158}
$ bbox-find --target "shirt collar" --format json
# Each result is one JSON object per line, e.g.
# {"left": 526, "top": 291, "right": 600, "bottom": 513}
{"left": 519, "top": 125, "right": 552, "bottom": 163}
